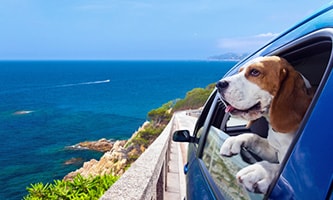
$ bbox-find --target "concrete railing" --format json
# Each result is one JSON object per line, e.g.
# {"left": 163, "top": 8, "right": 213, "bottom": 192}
{"left": 100, "top": 115, "right": 176, "bottom": 200}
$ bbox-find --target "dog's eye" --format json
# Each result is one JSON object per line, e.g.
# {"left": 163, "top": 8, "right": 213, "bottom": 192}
{"left": 250, "top": 69, "right": 260, "bottom": 77}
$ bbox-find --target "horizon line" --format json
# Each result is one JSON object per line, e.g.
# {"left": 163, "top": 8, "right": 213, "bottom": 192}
{"left": 0, "top": 58, "right": 240, "bottom": 62}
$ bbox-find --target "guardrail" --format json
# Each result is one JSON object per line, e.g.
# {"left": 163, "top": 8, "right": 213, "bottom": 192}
{"left": 100, "top": 115, "right": 176, "bottom": 200}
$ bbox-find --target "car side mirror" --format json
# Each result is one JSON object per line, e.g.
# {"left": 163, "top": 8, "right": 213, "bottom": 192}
{"left": 173, "top": 130, "right": 196, "bottom": 143}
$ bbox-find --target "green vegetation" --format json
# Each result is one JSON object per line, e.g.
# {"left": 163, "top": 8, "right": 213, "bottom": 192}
{"left": 24, "top": 174, "right": 118, "bottom": 200}
{"left": 127, "top": 123, "right": 165, "bottom": 148}
{"left": 125, "top": 101, "right": 173, "bottom": 150}
{"left": 148, "top": 101, "right": 173, "bottom": 125}
{"left": 173, "top": 83, "right": 215, "bottom": 111}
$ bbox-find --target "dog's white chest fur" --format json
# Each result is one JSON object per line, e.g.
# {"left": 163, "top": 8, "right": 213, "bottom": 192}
{"left": 267, "top": 125, "right": 295, "bottom": 161}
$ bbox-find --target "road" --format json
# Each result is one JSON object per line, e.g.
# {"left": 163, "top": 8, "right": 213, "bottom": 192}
{"left": 164, "top": 111, "right": 198, "bottom": 200}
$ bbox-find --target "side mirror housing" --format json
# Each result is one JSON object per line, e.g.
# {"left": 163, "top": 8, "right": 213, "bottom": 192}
{"left": 173, "top": 130, "right": 195, "bottom": 143}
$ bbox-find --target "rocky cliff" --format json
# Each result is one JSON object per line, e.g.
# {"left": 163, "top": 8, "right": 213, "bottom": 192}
{"left": 63, "top": 122, "right": 150, "bottom": 181}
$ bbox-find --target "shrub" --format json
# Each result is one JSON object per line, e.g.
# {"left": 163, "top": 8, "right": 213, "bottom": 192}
{"left": 147, "top": 101, "right": 173, "bottom": 125}
{"left": 24, "top": 174, "right": 118, "bottom": 200}
{"left": 128, "top": 123, "right": 165, "bottom": 148}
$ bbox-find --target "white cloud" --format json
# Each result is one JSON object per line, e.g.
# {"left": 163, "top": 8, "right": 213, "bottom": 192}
{"left": 217, "top": 32, "right": 279, "bottom": 53}
{"left": 255, "top": 32, "right": 280, "bottom": 38}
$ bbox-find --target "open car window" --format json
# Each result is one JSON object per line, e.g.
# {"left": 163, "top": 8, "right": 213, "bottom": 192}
{"left": 202, "top": 125, "right": 264, "bottom": 200}
{"left": 199, "top": 29, "right": 332, "bottom": 199}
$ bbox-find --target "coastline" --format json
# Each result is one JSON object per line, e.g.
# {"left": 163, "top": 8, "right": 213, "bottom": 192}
{"left": 63, "top": 121, "right": 151, "bottom": 180}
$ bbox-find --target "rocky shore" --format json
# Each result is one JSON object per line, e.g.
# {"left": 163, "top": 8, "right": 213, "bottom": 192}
{"left": 67, "top": 138, "right": 114, "bottom": 153}
{"left": 63, "top": 122, "right": 150, "bottom": 181}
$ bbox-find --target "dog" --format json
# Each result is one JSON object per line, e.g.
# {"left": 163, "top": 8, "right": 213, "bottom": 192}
{"left": 216, "top": 56, "right": 313, "bottom": 193}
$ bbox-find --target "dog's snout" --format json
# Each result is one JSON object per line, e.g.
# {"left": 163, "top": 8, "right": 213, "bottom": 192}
{"left": 216, "top": 80, "right": 229, "bottom": 91}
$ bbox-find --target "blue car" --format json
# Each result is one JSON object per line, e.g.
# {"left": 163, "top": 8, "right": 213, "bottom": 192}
{"left": 173, "top": 2, "right": 333, "bottom": 200}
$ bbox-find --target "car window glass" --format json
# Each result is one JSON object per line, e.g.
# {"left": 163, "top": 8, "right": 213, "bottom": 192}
{"left": 199, "top": 94, "right": 263, "bottom": 199}
{"left": 202, "top": 126, "right": 264, "bottom": 200}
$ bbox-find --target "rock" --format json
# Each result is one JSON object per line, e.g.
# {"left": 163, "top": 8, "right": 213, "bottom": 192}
{"left": 63, "top": 140, "right": 129, "bottom": 181}
{"left": 69, "top": 138, "right": 113, "bottom": 152}
{"left": 64, "top": 157, "right": 84, "bottom": 166}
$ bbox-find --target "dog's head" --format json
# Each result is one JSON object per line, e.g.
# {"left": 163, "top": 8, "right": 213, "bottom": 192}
{"left": 216, "top": 56, "right": 312, "bottom": 133}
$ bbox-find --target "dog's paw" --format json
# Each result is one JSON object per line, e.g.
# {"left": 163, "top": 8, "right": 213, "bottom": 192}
{"left": 236, "top": 161, "right": 278, "bottom": 194}
{"left": 220, "top": 134, "right": 254, "bottom": 157}
{"left": 220, "top": 136, "right": 243, "bottom": 156}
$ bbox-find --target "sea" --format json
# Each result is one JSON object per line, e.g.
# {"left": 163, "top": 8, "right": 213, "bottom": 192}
{"left": 0, "top": 60, "right": 236, "bottom": 199}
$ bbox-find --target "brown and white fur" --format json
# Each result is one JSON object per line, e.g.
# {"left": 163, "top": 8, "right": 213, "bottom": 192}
{"left": 216, "top": 56, "right": 313, "bottom": 193}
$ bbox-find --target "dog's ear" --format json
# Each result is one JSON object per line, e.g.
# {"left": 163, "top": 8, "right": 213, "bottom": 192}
{"left": 269, "top": 60, "right": 312, "bottom": 133}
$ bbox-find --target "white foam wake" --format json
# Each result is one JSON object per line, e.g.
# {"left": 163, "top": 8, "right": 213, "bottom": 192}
{"left": 57, "top": 79, "right": 110, "bottom": 87}
{"left": 13, "top": 110, "right": 34, "bottom": 115}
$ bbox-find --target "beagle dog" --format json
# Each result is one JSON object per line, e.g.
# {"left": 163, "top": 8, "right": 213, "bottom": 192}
{"left": 216, "top": 56, "right": 313, "bottom": 193}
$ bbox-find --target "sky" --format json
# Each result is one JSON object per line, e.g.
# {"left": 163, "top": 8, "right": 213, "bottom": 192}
{"left": 0, "top": 0, "right": 331, "bottom": 60}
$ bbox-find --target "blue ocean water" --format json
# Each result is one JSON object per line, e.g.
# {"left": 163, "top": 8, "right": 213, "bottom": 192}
{"left": 0, "top": 60, "right": 235, "bottom": 199}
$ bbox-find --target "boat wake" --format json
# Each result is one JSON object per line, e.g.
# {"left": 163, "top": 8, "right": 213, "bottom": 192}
{"left": 0, "top": 80, "right": 111, "bottom": 96}
{"left": 13, "top": 110, "right": 34, "bottom": 115}
{"left": 56, "top": 79, "right": 110, "bottom": 88}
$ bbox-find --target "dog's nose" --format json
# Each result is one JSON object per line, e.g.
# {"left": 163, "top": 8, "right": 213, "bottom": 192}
{"left": 216, "top": 80, "right": 229, "bottom": 90}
